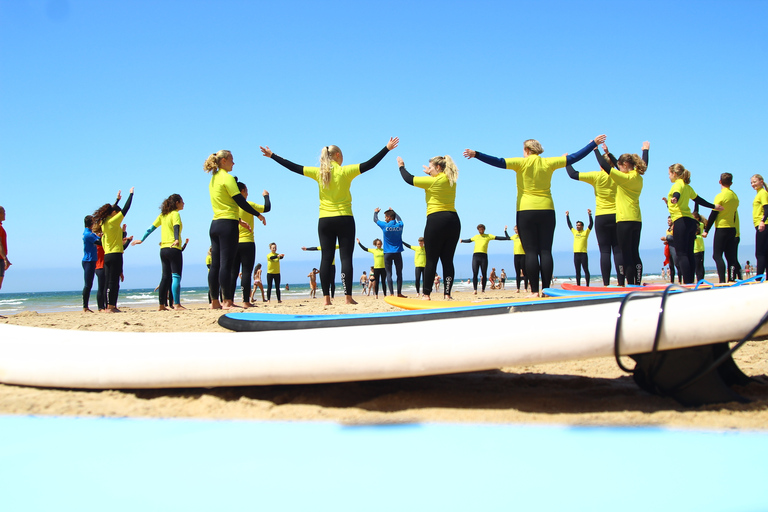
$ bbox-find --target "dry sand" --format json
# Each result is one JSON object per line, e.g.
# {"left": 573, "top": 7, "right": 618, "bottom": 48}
{"left": 2, "top": 289, "right": 767, "bottom": 430}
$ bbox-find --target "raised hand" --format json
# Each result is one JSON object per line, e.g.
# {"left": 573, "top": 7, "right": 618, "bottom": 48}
{"left": 259, "top": 146, "right": 273, "bottom": 158}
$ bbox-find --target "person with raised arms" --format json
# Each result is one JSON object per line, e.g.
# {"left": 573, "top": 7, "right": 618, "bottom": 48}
{"left": 357, "top": 238, "right": 386, "bottom": 298}
{"left": 463, "top": 134, "right": 606, "bottom": 296}
{"left": 91, "top": 188, "right": 134, "bottom": 313}
{"left": 566, "top": 210, "right": 593, "bottom": 287}
{"left": 460, "top": 224, "right": 510, "bottom": 294}
{"left": 402, "top": 237, "right": 426, "bottom": 297}
{"left": 510, "top": 226, "right": 528, "bottom": 293}
{"left": 397, "top": 154, "right": 460, "bottom": 300}
{"left": 132, "top": 193, "right": 187, "bottom": 310}
{"left": 599, "top": 142, "right": 647, "bottom": 285}
{"left": 203, "top": 150, "right": 266, "bottom": 310}
{"left": 663, "top": 163, "right": 722, "bottom": 284}
{"left": 374, "top": 207, "right": 407, "bottom": 298}
{"left": 702, "top": 173, "right": 740, "bottom": 283}
{"left": 750, "top": 174, "right": 768, "bottom": 278}
{"left": 260, "top": 137, "right": 399, "bottom": 305}
{"left": 232, "top": 181, "right": 270, "bottom": 308}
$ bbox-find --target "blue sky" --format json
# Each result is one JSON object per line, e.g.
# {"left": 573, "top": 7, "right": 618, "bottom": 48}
{"left": 1, "top": 0, "right": 766, "bottom": 293}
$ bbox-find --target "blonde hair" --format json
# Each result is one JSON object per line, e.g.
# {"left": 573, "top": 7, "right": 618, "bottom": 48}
{"left": 669, "top": 163, "right": 691, "bottom": 184}
{"left": 318, "top": 145, "right": 341, "bottom": 189}
{"left": 523, "top": 139, "right": 544, "bottom": 155}
{"left": 753, "top": 174, "right": 768, "bottom": 192}
{"left": 203, "top": 150, "right": 232, "bottom": 174}
{"left": 429, "top": 155, "right": 459, "bottom": 186}
{"left": 617, "top": 153, "right": 647, "bottom": 175}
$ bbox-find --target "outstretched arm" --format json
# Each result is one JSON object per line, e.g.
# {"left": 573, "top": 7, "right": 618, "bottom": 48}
{"left": 260, "top": 146, "right": 304, "bottom": 175}
{"left": 566, "top": 135, "right": 605, "bottom": 165}
{"left": 565, "top": 211, "right": 573, "bottom": 230}
{"left": 233, "top": 195, "right": 266, "bottom": 225}
{"left": 397, "top": 157, "right": 415, "bottom": 186}
{"left": 587, "top": 210, "right": 593, "bottom": 230}
{"left": 359, "top": 137, "right": 399, "bottom": 173}
{"left": 463, "top": 149, "right": 506, "bottom": 169}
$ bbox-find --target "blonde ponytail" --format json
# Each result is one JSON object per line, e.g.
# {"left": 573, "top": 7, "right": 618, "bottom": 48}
{"left": 318, "top": 145, "right": 341, "bottom": 189}
{"left": 753, "top": 174, "right": 768, "bottom": 192}
{"left": 430, "top": 155, "right": 459, "bottom": 186}
{"left": 669, "top": 163, "right": 691, "bottom": 184}
{"left": 204, "top": 150, "right": 231, "bottom": 174}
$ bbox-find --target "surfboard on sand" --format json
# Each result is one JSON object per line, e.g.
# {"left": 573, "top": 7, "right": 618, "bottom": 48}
{"left": 382, "top": 292, "right": 625, "bottom": 311}
{"left": 0, "top": 283, "right": 765, "bottom": 402}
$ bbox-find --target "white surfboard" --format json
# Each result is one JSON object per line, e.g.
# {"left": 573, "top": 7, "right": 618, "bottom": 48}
{"left": 0, "top": 284, "right": 766, "bottom": 389}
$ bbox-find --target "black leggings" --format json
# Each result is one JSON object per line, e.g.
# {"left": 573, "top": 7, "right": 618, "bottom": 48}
{"left": 516, "top": 209, "right": 555, "bottom": 293}
{"left": 414, "top": 266, "right": 425, "bottom": 294}
{"left": 712, "top": 227, "right": 738, "bottom": 283}
{"left": 471, "top": 253, "right": 489, "bottom": 291}
{"left": 755, "top": 227, "right": 768, "bottom": 277}
{"left": 616, "top": 221, "right": 643, "bottom": 285}
{"left": 209, "top": 219, "right": 239, "bottom": 301}
{"left": 514, "top": 254, "right": 527, "bottom": 291}
{"left": 695, "top": 251, "right": 705, "bottom": 282}
{"left": 233, "top": 242, "right": 256, "bottom": 303}
{"left": 159, "top": 247, "right": 183, "bottom": 306}
{"left": 267, "top": 272, "right": 281, "bottom": 301}
{"left": 103, "top": 252, "right": 123, "bottom": 307}
{"left": 82, "top": 260, "right": 96, "bottom": 309}
{"left": 423, "top": 211, "right": 460, "bottom": 296}
{"left": 384, "top": 253, "right": 403, "bottom": 295}
{"left": 672, "top": 216, "right": 698, "bottom": 284}
{"left": 95, "top": 267, "right": 106, "bottom": 310}
{"left": 594, "top": 214, "right": 623, "bottom": 286}
{"left": 318, "top": 216, "right": 355, "bottom": 296}
{"left": 372, "top": 268, "right": 386, "bottom": 296}
{"left": 573, "top": 252, "right": 590, "bottom": 286}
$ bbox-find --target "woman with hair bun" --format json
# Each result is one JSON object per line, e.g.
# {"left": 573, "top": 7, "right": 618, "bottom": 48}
{"left": 463, "top": 134, "right": 606, "bottom": 296}
{"left": 204, "top": 150, "right": 267, "bottom": 310}
{"left": 664, "top": 163, "right": 721, "bottom": 284}
{"left": 91, "top": 188, "right": 134, "bottom": 313}
{"left": 260, "top": 137, "right": 399, "bottom": 305}
{"left": 750, "top": 174, "right": 768, "bottom": 277}
{"left": 397, "top": 154, "right": 461, "bottom": 300}
{"left": 131, "top": 194, "right": 187, "bottom": 310}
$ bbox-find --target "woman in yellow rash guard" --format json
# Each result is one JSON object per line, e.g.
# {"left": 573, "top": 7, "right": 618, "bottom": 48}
{"left": 510, "top": 226, "right": 528, "bottom": 293}
{"left": 232, "top": 181, "right": 270, "bottom": 308}
{"left": 132, "top": 194, "right": 186, "bottom": 311}
{"left": 664, "top": 163, "right": 720, "bottom": 284}
{"left": 397, "top": 154, "right": 460, "bottom": 300}
{"left": 750, "top": 174, "right": 768, "bottom": 277}
{"left": 403, "top": 237, "right": 426, "bottom": 296}
{"left": 203, "top": 150, "right": 266, "bottom": 310}
{"left": 91, "top": 188, "right": 134, "bottom": 313}
{"left": 599, "top": 143, "right": 647, "bottom": 285}
{"left": 357, "top": 238, "right": 386, "bottom": 298}
{"left": 463, "top": 134, "right": 606, "bottom": 296}
{"left": 460, "top": 224, "right": 510, "bottom": 294}
{"left": 266, "top": 242, "right": 284, "bottom": 302}
{"left": 702, "top": 173, "right": 740, "bottom": 283}
{"left": 565, "top": 210, "right": 593, "bottom": 286}
{"left": 260, "top": 137, "right": 399, "bottom": 305}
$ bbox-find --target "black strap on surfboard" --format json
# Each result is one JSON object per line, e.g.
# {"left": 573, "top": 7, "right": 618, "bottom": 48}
{"left": 613, "top": 284, "right": 766, "bottom": 406}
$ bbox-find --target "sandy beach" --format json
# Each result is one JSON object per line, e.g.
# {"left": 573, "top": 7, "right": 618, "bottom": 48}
{"left": 1, "top": 288, "right": 767, "bottom": 430}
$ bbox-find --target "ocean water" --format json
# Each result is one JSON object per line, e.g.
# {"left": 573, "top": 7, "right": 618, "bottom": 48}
{"left": 0, "top": 272, "right": 714, "bottom": 315}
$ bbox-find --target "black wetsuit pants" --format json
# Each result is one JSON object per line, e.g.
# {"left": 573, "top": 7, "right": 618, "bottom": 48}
{"left": 514, "top": 254, "right": 527, "bottom": 291}
{"left": 516, "top": 209, "right": 555, "bottom": 293}
{"left": 372, "top": 268, "right": 386, "bottom": 296}
{"left": 712, "top": 227, "right": 738, "bottom": 282}
{"left": 159, "top": 247, "right": 183, "bottom": 306}
{"left": 471, "top": 253, "right": 489, "bottom": 292}
{"left": 594, "top": 213, "right": 623, "bottom": 286}
{"left": 672, "top": 216, "right": 698, "bottom": 284}
{"left": 573, "top": 252, "right": 590, "bottom": 286}
{"left": 384, "top": 253, "right": 403, "bottom": 295}
{"left": 318, "top": 216, "right": 355, "bottom": 297}
{"left": 616, "top": 221, "right": 643, "bottom": 285}
{"left": 755, "top": 227, "right": 768, "bottom": 277}
{"left": 209, "top": 219, "right": 239, "bottom": 301}
{"left": 103, "top": 252, "right": 123, "bottom": 307}
{"left": 95, "top": 267, "right": 106, "bottom": 310}
{"left": 82, "top": 260, "right": 96, "bottom": 309}
{"left": 267, "top": 272, "right": 281, "bottom": 301}
{"left": 233, "top": 242, "right": 256, "bottom": 303}
{"left": 423, "top": 211, "right": 460, "bottom": 296}
{"left": 414, "top": 266, "right": 425, "bottom": 294}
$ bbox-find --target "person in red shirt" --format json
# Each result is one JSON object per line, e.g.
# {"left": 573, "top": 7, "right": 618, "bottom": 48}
{"left": 0, "top": 206, "right": 10, "bottom": 293}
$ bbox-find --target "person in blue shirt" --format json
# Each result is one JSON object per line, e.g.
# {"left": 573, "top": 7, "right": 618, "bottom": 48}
{"left": 373, "top": 207, "right": 407, "bottom": 297}
{"left": 82, "top": 215, "right": 101, "bottom": 312}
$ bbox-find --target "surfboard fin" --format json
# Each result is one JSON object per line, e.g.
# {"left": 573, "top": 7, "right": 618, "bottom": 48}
{"left": 630, "top": 342, "right": 750, "bottom": 407}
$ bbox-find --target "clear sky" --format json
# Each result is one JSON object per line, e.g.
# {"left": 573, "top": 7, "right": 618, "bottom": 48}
{"left": 1, "top": 0, "right": 766, "bottom": 293}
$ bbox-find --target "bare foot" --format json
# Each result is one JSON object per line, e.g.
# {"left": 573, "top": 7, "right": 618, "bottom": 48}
{"left": 421, "top": 294, "right": 431, "bottom": 301}
{"left": 158, "top": 305, "right": 169, "bottom": 311}
{"left": 345, "top": 296, "right": 357, "bottom": 305}
{"left": 173, "top": 304, "right": 187, "bottom": 311}
{"left": 323, "top": 296, "right": 332, "bottom": 306}
{"left": 397, "top": 294, "right": 407, "bottom": 298}
{"left": 242, "top": 302, "right": 254, "bottom": 309}
{"left": 210, "top": 300, "right": 222, "bottom": 310}
{"left": 106, "top": 306, "right": 121, "bottom": 313}
{"left": 83, "top": 308, "right": 93, "bottom": 313}
{"left": 444, "top": 295, "right": 453, "bottom": 300}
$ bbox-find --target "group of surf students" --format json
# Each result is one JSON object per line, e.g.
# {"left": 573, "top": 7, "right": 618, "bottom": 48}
{"left": 82, "top": 134, "right": 768, "bottom": 311}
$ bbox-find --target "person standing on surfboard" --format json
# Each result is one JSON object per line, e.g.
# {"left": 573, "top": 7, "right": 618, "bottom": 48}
{"left": 702, "top": 173, "right": 740, "bottom": 283}
{"left": 260, "top": 137, "right": 399, "bottom": 305}
{"left": 373, "top": 207, "right": 407, "bottom": 298}
{"left": 463, "top": 134, "right": 606, "bottom": 297}
{"left": 203, "top": 150, "right": 267, "bottom": 310}
{"left": 397, "top": 155, "right": 460, "bottom": 300}
{"left": 566, "top": 210, "right": 593, "bottom": 287}
{"left": 403, "top": 237, "right": 426, "bottom": 297}
{"left": 663, "top": 163, "right": 722, "bottom": 284}
{"left": 565, "top": 148, "right": 625, "bottom": 286}
{"left": 460, "top": 224, "right": 510, "bottom": 294}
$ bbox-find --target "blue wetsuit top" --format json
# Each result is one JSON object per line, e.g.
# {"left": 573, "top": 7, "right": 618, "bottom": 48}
{"left": 374, "top": 211, "right": 404, "bottom": 253}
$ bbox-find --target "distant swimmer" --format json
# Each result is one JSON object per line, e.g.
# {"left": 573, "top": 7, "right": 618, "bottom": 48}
{"left": 702, "top": 173, "right": 740, "bottom": 283}
{"left": 357, "top": 238, "right": 386, "bottom": 298}
{"left": 266, "top": 242, "right": 284, "bottom": 303}
{"left": 600, "top": 142, "right": 648, "bottom": 285}
{"left": 261, "top": 137, "right": 399, "bottom": 305}
{"left": 566, "top": 210, "right": 593, "bottom": 287}
{"left": 464, "top": 134, "right": 606, "bottom": 296}
{"left": 374, "top": 207, "right": 407, "bottom": 297}
{"left": 403, "top": 237, "right": 426, "bottom": 297}
{"left": 750, "top": 174, "right": 768, "bottom": 278}
{"left": 132, "top": 193, "right": 187, "bottom": 311}
{"left": 460, "top": 224, "right": 510, "bottom": 294}
{"left": 203, "top": 150, "right": 266, "bottom": 310}
{"left": 91, "top": 188, "right": 134, "bottom": 313}
{"left": 664, "top": 163, "right": 721, "bottom": 284}
{"left": 397, "top": 155, "right": 460, "bottom": 300}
